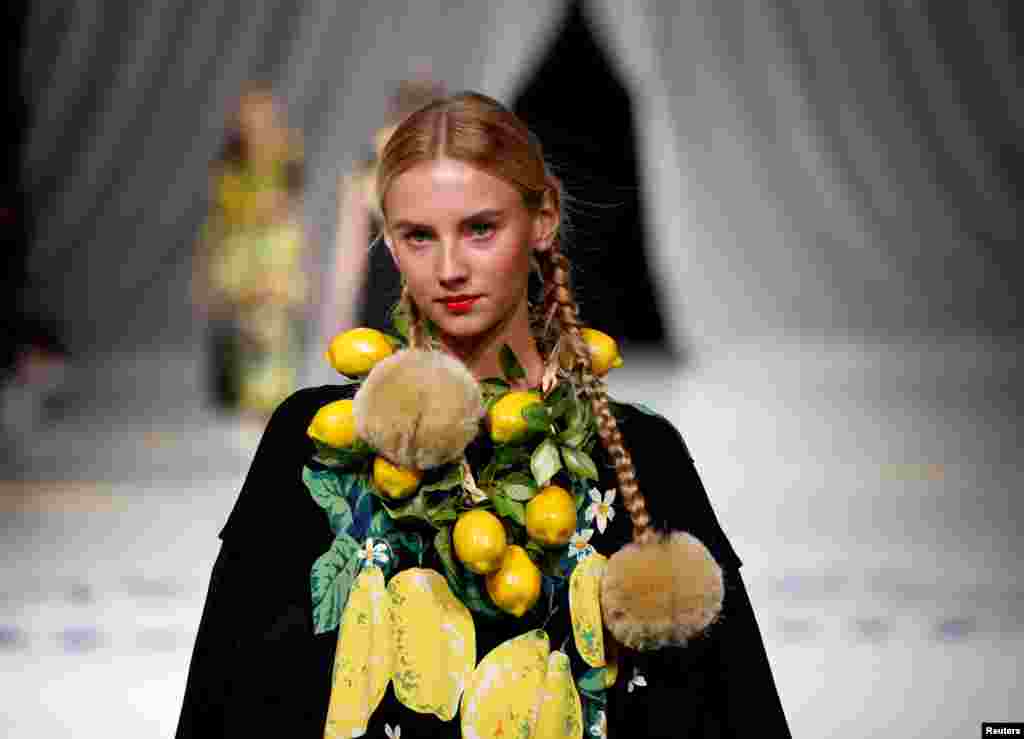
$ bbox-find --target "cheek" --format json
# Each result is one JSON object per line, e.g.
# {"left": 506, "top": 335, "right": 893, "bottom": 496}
{"left": 486, "top": 239, "right": 532, "bottom": 283}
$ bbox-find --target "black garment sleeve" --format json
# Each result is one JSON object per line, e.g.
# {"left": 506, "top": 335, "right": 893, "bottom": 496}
{"left": 175, "top": 545, "right": 240, "bottom": 738}
{"left": 176, "top": 385, "right": 355, "bottom": 738}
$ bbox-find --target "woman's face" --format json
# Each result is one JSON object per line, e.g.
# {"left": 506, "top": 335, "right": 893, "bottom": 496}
{"left": 237, "top": 93, "right": 278, "bottom": 140}
{"left": 384, "top": 158, "right": 553, "bottom": 347}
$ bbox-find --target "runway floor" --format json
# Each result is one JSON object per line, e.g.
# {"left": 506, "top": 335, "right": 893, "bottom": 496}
{"left": 1, "top": 338, "right": 1021, "bottom": 737}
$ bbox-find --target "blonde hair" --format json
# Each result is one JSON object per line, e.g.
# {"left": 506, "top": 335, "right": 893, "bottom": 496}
{"left": 377, "top": 92, "right": 652, "bottom": 542}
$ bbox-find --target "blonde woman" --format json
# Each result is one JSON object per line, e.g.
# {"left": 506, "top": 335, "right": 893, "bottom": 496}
{"left": 179, "top": 92, "right": 789, "bottom": 738}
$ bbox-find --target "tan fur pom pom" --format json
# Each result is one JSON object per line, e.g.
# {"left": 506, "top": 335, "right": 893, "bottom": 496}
{"left": 600, "top": 531, "right": 724, "bottom": 650}
{"left": 353, "top": 349, "right": 484, "bottom": 469}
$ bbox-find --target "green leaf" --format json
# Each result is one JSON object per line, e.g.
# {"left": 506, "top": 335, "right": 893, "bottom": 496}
{"left": 565, "top": 395, "right": 592, "bottom": 432}
{"left": 420, "top": 463, "right": 463, "bottom": 494}
{"left": 310, "top": 533, "right": 361, "bottom": 634}
{"left": 492, "top": 492, "right": 526, "bottom": 526}
{"left": 561, "top": 446, "right": 599, "bottom": 481}
{"left": 311, "top": 439, "right": 373, "bottom": 468}
{"left": 499, "top": 344, "right": 526, "bottom": 382}
{"left": 544, "top": 382, "right": 569, "bottom": 407}
{"left": 368, "top": 509, "right": 394, "bottom": 537}
{"left": 498, "top": 473, "right": 537, "bottom": 502}
{"left": 425, "top": 493, "right": 459, "bottom": 525}
{"left": 578, "top": 666, "right": 608, "bottom": 694}
{"left": 530, "top": 437, "right": 562, "bottom": 487}
{"left": 384, "top": 529, "right": 425, "bottom": 566}
{"left": 495, "top": 445, "right": 530, "bottom": 467}
{"left": 547, "top": 391, "right": 575, "bottom": 422}
{"left": 434, "top": 527, "right": 505, "bottom": 619}
{"left": 525, "top": 540, "right": 546, "bottom": 559}
{"left": 462, "top": 573, "right": 506, "bottom": 618}
{"left": 479, "top": 378, "right": 511, "bottom": 411}
{"left": 379, "top": 489, "right": 430, "bottom": 523}
{"left": 433, "top": 527, "right": 459, "bottom": 581}
{"left": 325, "top": 497, "right": 353, "bottom": 535}
{"left": 303, "top": 466, "right": 345, "bottom": 510}
{"left": 521, "top": 403, "right": 551, "bottom": 433}
{"left": 557, "top": 426, "right": 588, "bottom": 449}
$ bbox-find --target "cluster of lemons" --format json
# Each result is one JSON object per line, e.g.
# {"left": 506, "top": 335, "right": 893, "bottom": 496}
{"left": 307, "top": 326, "right": 623, "bottom": 618}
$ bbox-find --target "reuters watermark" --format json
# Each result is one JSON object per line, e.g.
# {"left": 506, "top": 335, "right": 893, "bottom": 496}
{"left": 983, "top": 724, "right": 1023, "bottom": 736}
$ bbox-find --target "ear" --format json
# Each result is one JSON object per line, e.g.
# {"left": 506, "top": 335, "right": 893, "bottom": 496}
{"left": 531, "top": 189, "right": 559, "bottom": 253}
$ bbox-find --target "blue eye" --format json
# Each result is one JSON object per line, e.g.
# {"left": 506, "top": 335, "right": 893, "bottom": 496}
{"left": 468, "top": 221, "right": 495, "bottom": 239}
{"left": 405, "top": 229, "right": 433, "bottom": 245}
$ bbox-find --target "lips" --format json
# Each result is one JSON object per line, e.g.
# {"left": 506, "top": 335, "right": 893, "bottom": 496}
{"left": 440, "top": 295, "right": 481, "bottom": 314}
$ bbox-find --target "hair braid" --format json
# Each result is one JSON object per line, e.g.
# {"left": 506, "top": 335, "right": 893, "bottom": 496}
{"left": 399, "top": 282, "right": 426, "bottom": 349}
{"left": 537, "top": 243, "right": 653, "bottom": 543}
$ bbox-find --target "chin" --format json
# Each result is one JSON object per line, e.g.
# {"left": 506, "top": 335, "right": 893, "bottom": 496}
{"left": 430, "top": 312, "right": 496, "bottom": 342}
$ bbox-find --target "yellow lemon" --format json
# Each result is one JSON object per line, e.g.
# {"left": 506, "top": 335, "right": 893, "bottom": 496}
{"left": 453, "top": 509, "right": 508, "bottom": 575}
{"left": 526, "top": 484, "right": 577, "bottom": 548}
{"left": 580, "top": 328, "right": 623, "bottom": 376}
{"left": 372, "top": 456, "right": 423, "bottom": 500}
{"left": 306, "top": 398, "right": 357, "bottom": 448}
{"left": 488, "top": 390, "right": 543, "bottom": 444}
{"left": 325, "top": 327, "right": 395, "bottom": 377}
{"left": 485, "top": 544, "right": 543, "bottom": 618}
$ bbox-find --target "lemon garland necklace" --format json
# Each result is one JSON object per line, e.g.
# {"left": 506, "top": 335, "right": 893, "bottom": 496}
{"left": 302, "top": 323, "right": 635, "bottom": 738}
{"left": 304, "top": 323, "right": 622, "bottom": 629}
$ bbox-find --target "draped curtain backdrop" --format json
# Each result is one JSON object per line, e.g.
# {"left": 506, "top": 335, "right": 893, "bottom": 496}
{"left": 20, "top": 0, "right": 1019, "bottom": 363}
{"left": 13, "top": 0, "right": 1019, "bottom": 452}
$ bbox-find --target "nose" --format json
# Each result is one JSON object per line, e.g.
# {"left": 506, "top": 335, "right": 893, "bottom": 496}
{"left": 437, "top": 240, "right": 469, "bottom": 288}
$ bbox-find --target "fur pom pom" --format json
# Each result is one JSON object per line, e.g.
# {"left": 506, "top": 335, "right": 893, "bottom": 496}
{"left": 600, "top": 531, "right": 724, "bottom": 650}
{"left": 353, "top": 349, "right": 484, "bottom": 469}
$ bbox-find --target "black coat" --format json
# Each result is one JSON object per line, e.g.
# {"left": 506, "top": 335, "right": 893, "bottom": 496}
{"left": 176, "top": 384, "right": 791, "bottom": 738}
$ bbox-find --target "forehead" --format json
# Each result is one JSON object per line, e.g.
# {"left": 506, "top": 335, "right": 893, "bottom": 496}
{"left": 385, "top": 158, "right": 523, "bottom": 223}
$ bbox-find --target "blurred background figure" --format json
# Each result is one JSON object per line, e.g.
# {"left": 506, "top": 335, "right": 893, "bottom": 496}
{"left": 193, "top": 83, "right": 309, "bottom": 419}
{"left": 319, "top": 79, "right": 447, "bottom": 345}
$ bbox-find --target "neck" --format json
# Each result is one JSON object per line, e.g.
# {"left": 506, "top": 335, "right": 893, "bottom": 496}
{"left": 440, "top": 297, "right": 544, "bottom": 390}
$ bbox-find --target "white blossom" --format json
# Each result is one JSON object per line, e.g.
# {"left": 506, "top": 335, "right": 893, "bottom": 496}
{"left": 569, "top": 529, "right": 595, "bottom": 560}
{"left": 585, "top": 488, "right": 616, "bottom": 533}
{"left": 627, "top": 667, "right": 647, "bottom": 693}
{"left": 356, "top": 538, "right": 389, "bottom": 567}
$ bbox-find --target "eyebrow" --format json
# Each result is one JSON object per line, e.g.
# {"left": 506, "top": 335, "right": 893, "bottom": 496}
{"left": 391, "top": 209, "right": 505, "bottom": 232}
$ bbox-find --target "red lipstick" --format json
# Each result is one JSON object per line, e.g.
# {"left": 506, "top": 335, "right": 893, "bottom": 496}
{"left": 442, "top": 296, "right": 480, "bottom": 314}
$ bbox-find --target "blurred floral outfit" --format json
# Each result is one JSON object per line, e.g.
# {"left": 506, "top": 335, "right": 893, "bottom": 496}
{"left": 202, "top": 145, "right": 309, "bottom": 415}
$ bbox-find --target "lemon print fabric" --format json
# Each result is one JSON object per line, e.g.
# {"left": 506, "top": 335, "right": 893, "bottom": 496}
{"left": 534, "top": 651, "right": 584, "bottom": 739}
{"left": 461, "top": 629, "right": 583, "bottom": 739}
{"left": 569, "top": 552, "right": 608, "bottom": 669}
{"left": 388, "top": 568, "right": 475, "bottom": 721}
{"left": 323, "top": 566, "right": 393, "bottom": 739}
